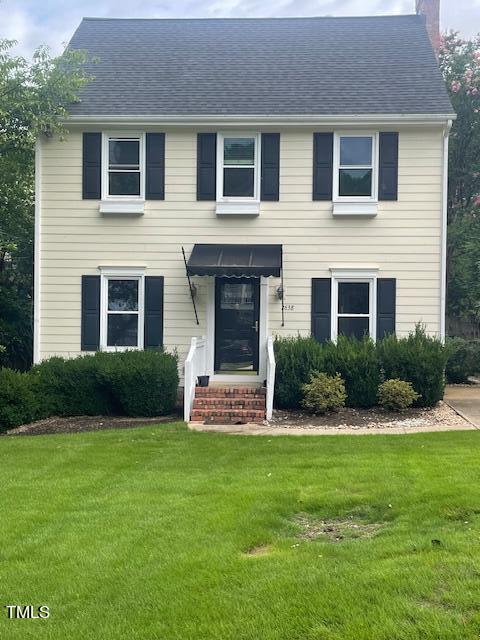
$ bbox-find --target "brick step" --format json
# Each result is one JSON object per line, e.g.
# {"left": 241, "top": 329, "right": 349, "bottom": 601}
{"left": 193, "top": 398, "right": 265, "bottom": 410}
{"left": 191, "top": 408, "right": 265, "bottom": 420}
{"left": 195, "top": 386, "right": 266, "bottom": 397}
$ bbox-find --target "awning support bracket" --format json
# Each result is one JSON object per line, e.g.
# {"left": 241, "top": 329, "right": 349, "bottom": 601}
{"left": 182, "top": 246, "right": 200, "bottom": 326}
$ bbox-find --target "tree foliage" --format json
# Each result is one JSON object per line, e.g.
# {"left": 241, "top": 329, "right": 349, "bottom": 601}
{"left": 438, "top": 32, "right": 480, "bottom": 327}
{"left": 0, "top": 40, "right": 91, "bottom": 369}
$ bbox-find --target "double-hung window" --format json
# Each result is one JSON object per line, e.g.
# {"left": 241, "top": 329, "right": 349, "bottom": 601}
{"left": 100, "top": 271, "right": 145, "bottom": 350}
{"left": 103, "top": 134, "right": 144, "bottom": 199}
{"left": 217, "top": 134, "right": 260, "bottom": 201}
{"left": 334, "top": 134, "right": 377, "bottom": 200}
{"left": 331, "top": 271, "right": 377, "bottom": 341}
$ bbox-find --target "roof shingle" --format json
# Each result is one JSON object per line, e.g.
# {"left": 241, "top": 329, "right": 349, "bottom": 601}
{"left": 68, "top": 16, "right": 454, "bottom": 117}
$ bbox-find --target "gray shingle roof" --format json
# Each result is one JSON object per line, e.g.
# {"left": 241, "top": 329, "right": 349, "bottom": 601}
{"left": 68, "top": 16, "right": 454, "bottom": 117}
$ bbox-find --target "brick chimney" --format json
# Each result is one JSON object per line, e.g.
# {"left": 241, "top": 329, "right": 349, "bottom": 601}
{"left": 416, "top": 0, "right": 441, "bottom": 55}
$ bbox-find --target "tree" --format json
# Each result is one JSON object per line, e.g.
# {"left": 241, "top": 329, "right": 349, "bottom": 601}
{"left": 438, "top": 33, "right": 480, "bottom": 328}
{"left": 0, "top": 40, "right": 91, "bottom": 369}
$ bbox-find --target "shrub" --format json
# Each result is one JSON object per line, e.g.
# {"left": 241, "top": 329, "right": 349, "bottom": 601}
{"left": 274, "top": 336, "right": 324, "bottom": 409}
{"left": 0, "top": 368, "right": 38, "bottom": 431}
{"left": 378, "top": 326, "right": 448, "bottom": 407}
{"left": 322, "top": 336, "right": 381, "bottom": 408}
{"left": 96, "top": 349, "right": 179, "bottom": 417}
{"left": 446, "top": 337, "right": 480, "bottom": 383}
{"left": 302, "top": 372, "right": 346, "bottom": 414}
{"left": 31, "top": 354, "right": 117, "bottom": 417}
{"left": 378, "top": 379, "right": 420, "bottom": 411}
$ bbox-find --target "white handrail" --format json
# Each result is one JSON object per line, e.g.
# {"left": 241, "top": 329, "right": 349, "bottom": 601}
{"left": 266, "top": 335, "right": 276, "bottom": 420}
{"left": 184, "top": 336, "right": 206, "bottom": 422}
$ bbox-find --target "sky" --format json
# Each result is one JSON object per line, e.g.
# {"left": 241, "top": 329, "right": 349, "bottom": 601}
{"left": 1, "top": 0, "right": 479, "bottom": 58}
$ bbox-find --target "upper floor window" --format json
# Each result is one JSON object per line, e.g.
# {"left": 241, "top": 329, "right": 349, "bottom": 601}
{"left": 103, "top": 134, "right": 145, "bottom": 199}
{"left": 217, "top": 133, "right": 260, "bottom": 201}
{"left": 334, "top": 134, "right": 377, "bottom": 201}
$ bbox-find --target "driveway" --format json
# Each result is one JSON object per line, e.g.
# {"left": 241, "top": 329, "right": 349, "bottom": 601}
{"left": 444, "top": 385, "right": 480, "bottom": 428}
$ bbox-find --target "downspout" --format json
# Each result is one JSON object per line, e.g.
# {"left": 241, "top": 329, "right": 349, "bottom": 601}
{"left": 440, "top": 119, "right": 452, "bottom": 342}
{"left": 33, "top": 137, "right": 42, "bottom": 363}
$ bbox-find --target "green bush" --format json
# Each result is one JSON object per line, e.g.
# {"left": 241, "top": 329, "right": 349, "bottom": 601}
{"left": 446, "top": 337, "right": 480, "bottom": 383}
{"left": 97, "top": 349, "right": 179, "bottom": 416}
{"left": 302, "top": 372, "right": 347, "bottom": 414}
{"left": 322, "top": 336, "right": 381, "bottom": 408}
{"left": 274, "top": 336, "right": 324, "bottom": 409}
{"left": 378, "top": 379, "right": 420, "bottom": 411}
{"left": 31, "top": 354, "right": 117, "bottom": 417}
{"left": 378, "top": 326, "right": 448, "bottom": 407}
{"left": 0, "top": 368, "right": 38, "bottom": 431}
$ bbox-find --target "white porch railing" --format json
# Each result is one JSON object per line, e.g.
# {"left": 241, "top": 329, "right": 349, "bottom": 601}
{"left": 266, "top": 335, "right": 276, "bottom": 421}
{"left": 184, "top": 336, "right": 207, "bottom": 422}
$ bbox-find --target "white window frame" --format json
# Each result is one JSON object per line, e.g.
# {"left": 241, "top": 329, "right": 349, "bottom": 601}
{"left": 216, "top": 132, "right": 261, "bottom": 203}
{"left": 333, "top": 132, "right": 378, "bottom": 202}
{"left": 330, "top": 269, "right": 378, "bottom": 341}
{"left": 99, "top": 267, "right": 145, "bottom": 351}
{"left": 102, "top": 132, "right": 145, "bottom": 201}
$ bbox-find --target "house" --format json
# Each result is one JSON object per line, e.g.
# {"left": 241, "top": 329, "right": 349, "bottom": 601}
{"left": 34, "top": 2, "right": 455, "bottom": 423}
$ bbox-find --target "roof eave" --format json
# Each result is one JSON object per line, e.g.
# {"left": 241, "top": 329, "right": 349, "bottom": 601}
{"left": 64, "top": 113, "right": 456, "bottom": 126}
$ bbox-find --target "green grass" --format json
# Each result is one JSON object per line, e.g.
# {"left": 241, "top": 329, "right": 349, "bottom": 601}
{"left": 1, "top": 425, "right": 480, "bottom": 639}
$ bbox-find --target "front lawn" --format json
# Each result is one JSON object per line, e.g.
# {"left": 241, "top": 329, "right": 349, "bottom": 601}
{"left": 1, "top": 425, "right": 480, "bottom": 639}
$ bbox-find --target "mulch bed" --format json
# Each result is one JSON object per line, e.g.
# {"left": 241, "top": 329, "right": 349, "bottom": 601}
{"left": 3, "top": 414, "right": 181, "bottom": 437}
{"left": 269, "top": 401, "right": 469, "bottom": 431}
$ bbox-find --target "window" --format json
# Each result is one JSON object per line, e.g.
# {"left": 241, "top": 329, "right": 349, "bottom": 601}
{"left": 100, "top": 271, "right": 144, "bottom": 350}
{"left": 217, "top": 134, "right": 260, "bottom": 201}
{"left": 334, "top": 134, "right": 377, "bottom": 200}
{"left": 103, "top": 134, "right": 144, "bottom": 199}
{"left": 331, "top": 270, "right": 377, "bottom": 341}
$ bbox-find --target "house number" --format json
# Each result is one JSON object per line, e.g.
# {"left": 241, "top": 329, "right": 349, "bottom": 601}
{"left": 283, "top": 304, "right": 295, "bottom": 311}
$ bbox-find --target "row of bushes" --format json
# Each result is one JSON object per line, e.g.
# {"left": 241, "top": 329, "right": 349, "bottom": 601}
{"left": 274, "top": 327, "right": 449, "bottom": 410}
{"left": 0, "top": 350, "right": 179, "bottom": 432}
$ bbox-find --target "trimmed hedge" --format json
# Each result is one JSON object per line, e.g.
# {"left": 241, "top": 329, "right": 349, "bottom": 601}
{"left": 274, "top": 326, "right": 447, "bottom": 410}
{"left": 378, "top": 327, "right": 448, "bottom": 407}
{"left": 302, "top": 372, "right": 347, "bottom": 414}
{"left": 378, "top": 379, "right": 420, "bottom": 411}
{"left": 446, "top": 337, "right": 480, "bottom": 383}
{"left": 0, "top": 350, "right": 179, "bottom": 432}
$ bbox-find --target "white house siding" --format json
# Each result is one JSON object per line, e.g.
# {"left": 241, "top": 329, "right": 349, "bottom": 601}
{"left": 38, "top": 125, "right": 444, "bottom": 371}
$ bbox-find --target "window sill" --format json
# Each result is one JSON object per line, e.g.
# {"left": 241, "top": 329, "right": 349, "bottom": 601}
{"left": 332, "top": 201, "right": 378, "bottom": 217}
{"left": 215, "top": 201, "right": 260, "bottom": 216}
{"left": 99, "top": 200, "right": 145, "bottom": 215}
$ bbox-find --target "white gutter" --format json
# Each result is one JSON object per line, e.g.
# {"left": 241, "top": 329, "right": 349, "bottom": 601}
{"left": 65, "top": 113, "right": 456, "bottom": 127}
{"left": 33, "top": 137, "right": 42, "bottom": 364}
{"left": 440, "top": 119, "right": 453, "bottom": 342}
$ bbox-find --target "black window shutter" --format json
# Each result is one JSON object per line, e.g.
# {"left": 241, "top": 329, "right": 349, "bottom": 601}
{"left": 144, "top": 276, "right": 164, "bottom": 348}
{"left": 311, "top": 278, "right": 332, "bottom": 343}
{"left": 81, "top": 275, "right": 100, "bottom": 350}
{"left": 197, "top": 133, "right": 217, "bottom": 201}
{"left": 313, "top": 133, "right": 333, "bottom": 201}
{"left": 261, "top": 133, "right": 280, "bottom": 201}
{"left": 146, "top": 133, "right": 165, "bottom": 200}
{"left": 378, "top": 132, "right": 399, "bottom": 201}
{"left": 82, "top": 133, "right": 102, "bottom": 200}
{"left": 377, "top": 278, "right": 396, "bottom": 338}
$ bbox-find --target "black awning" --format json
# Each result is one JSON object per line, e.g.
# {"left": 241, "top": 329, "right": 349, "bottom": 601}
{"left": 186, "top": 244, "right": 282, "bottom": 277}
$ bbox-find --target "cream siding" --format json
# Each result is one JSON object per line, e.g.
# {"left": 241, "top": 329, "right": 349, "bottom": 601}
{"left": 38, "top": 125, "right": 444, "bottom": 369}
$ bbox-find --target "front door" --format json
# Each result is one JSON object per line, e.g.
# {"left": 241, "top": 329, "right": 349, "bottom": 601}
{"left": 214, "top": 278, "right": 260, "bottom": 373}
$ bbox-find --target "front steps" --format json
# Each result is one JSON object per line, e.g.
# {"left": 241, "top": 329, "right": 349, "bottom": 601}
{"left": 190, "top": 386, "right": 267, "bottom": 424}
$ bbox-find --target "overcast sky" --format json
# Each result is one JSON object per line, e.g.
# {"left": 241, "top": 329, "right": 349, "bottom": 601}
{"left": 1, "top": 0, "right": 479, "bottom": 58}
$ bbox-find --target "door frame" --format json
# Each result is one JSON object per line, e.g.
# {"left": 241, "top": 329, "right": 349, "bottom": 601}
{"left": 205, "top": 276, "right": 269, "bottom": 383}
{"left": 214, "top": 277, "right": 260, "bottom": 374}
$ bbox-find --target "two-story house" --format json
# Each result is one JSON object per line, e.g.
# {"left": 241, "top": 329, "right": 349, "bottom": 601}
{"left": 34, "top": 6, "right": 454, "bottom": 423}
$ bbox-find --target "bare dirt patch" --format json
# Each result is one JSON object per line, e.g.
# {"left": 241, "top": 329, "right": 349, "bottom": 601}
{"left": 270, "top": 401, "right": 469, "bottom": 431}
{"left": 242, "top": 544, "right": 272, "bottom": 557}
{"left": 294, "top": 513, "right": 384, "bottom": 542}
{"left": 3, "top": 414, "right": 180, "bottom": 436}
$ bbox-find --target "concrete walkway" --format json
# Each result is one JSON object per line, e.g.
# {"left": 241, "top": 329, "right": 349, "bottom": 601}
{"left": 444, "top": 385, "right": 480, "bottom": 428}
